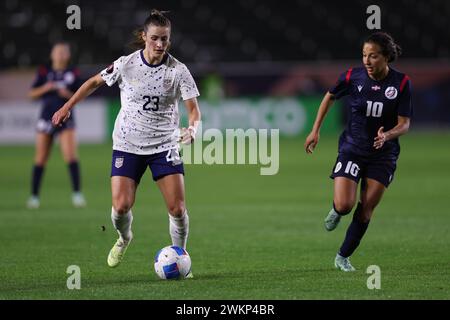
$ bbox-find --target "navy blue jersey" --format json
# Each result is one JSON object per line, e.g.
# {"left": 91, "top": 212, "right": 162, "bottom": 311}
{"left": 329, "top": 67, "right": 412, "bottom": 159}
{"left": 31, "top": 65, "right": 81, "bottom": 119}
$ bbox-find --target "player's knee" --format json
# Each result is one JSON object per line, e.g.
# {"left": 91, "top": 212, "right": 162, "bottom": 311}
{"left": 64, "top": 156, "right": 78, "bottom": 163}
{"left": 112, "top": 198, "right": 133, "bottom": 215}
{"left": 34, "top": 160, "right": 47, "bottom": 167}
{"left": 34, "top": 155, "right": 49, "bottom": 166}
{"left": 333, "top": 200, "right": 354, "bottom": 216}
{"left": 168, "top": 201, "right": 185, "bottom": 217}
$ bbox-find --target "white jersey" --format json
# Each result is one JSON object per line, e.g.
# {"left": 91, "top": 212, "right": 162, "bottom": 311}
{"left": 100, "top": 50, "right": 200, "bottom": 155}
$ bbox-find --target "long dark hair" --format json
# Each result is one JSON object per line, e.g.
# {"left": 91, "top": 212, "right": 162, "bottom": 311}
{"left": 364, "top": 32, "right": 402, "bottom": 62}
{"left": 130, "top": 9, "right": 171, "bottom": 49}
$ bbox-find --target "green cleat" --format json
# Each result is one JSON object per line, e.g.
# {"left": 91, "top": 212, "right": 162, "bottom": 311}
{"left": 107, "top": 235, "right": 132, "bottom": 268}
{"left": 324, "top": 209, "right": 341, "bottom": 231}
{"left": 334, "top": 254, "right": 356, "bottom": 272}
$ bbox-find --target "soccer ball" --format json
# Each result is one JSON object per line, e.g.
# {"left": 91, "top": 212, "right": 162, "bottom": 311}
{"left": 154, "top": 246, "right": 191, "bottom": 280}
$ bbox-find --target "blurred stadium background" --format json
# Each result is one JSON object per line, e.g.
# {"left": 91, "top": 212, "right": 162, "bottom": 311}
{"left": 1, "top": 0, "right": 449, "bottom": 299}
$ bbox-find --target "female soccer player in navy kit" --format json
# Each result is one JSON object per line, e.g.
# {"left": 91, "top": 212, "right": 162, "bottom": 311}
{"left": 304, "top": 32, "right": 412, "bottom": 271}
{"left": 52, "top": 10, "right": 200, "bottom": 275}
{"left": 27, "top": 42, "right": 86, "bottom": 209}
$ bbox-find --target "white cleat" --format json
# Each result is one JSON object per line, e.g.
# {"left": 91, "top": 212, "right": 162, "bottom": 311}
{"left": 324, "top": 209, "right": 341, "bottom": 231}
{"left": 334, "top": 254, "right": 356, "bottom": 272}
{"left": 72, "top": 192, "right": 86, "bottom": 208}
{"left": 27, "top": 196, "right": 40, "bottom": 209}
{"left": 107, "top": 235, "right": 132, "bottom": 268}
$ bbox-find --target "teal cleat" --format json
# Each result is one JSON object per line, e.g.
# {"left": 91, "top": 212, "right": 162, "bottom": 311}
{"left": 334, "top": 254, "right": 356, "bottom": 272}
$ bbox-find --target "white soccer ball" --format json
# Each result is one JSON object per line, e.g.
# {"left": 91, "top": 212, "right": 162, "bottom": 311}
{"left": 154, "top": 246, "right": 192, "bottom": 280}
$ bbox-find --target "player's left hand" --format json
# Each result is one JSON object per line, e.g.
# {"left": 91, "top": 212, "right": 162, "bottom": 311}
{"left": 52, "top": 106, "right": 71, "bottom": 127}
{"left": 180, "top": 126, "right": 197, "bottom": 145}
{"left": 373, "top": 126, "right": 386, "bottom": 149}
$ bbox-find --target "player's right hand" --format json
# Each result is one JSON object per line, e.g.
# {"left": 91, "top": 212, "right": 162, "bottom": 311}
{"left": 304, "top": 131, "right": 319, "bottom": 154}
{"left": 52, "top": 106, "right": 71, "bottom": 127}
{"left": 44, "top": 81, "right": 57, "bottom": 92}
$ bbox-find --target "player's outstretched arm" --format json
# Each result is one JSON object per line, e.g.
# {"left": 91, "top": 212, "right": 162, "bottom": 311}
{"left": 304, "top": 92, "right": 335, "bottom": 154}
{"left": 52, "top": 74, "right": 105, "bottom": 127}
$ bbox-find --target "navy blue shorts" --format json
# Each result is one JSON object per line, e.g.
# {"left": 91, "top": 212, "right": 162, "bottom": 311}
{"left": 111, "top": 149, "right": 184, "bottom": 184}
{"left": 330, "top": 152, "right": 397, "bottom": 187}
{"left": 36, "top": 117, "right": 75, "bottom": 136}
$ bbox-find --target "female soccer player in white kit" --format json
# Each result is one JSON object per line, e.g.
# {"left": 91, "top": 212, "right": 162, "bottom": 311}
{"left": 52, "top": 10, "right": 201, "bottom": 273}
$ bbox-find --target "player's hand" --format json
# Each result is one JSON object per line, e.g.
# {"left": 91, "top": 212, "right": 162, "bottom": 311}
{"left": 373, "top": 126, "right": 386, "bottom": 149}
{"left": 304, "top": 131, "right": 319, "bottom": 154}
{"left": 179, "top": 126, "right": 197, "bottom": 145}
{"left": 44, "top": 81, "right": 57, "bottom": 92}
{"left": 52, "top": 106, "right": 71, "bottom": 127}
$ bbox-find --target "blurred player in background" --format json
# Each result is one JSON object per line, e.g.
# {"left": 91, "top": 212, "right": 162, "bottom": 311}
{"left": 52, "top": 10, "right": 201, "bottom": 274}
{"left": 304, "top": 32, "right": 412, "bottom": 271}
{"left": 27, "top": 42, "right": 86, "bottom": 209}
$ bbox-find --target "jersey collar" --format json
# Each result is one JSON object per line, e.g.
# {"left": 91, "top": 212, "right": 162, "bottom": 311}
{"left": 140, "top": 50, "right": 168, "bottom": 68}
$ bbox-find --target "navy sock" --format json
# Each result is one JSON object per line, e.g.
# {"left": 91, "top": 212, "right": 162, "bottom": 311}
{"left": 68, "top": 161, "right": 81, "bottom": 192}
{"left": 338, "top": 202, "right": 369, "bottom": 258}
{"left": 31, "top": 165, "right": 44, "bottom": 196}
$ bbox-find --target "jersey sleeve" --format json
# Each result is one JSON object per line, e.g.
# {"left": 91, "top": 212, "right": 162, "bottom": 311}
{"left": 178, "top": 64, "right": 200, "bottom": 101}
{"left": 100, "top": 56, "right": 125, "bottom": 87}
{"left": 31, "top": 66, "right": 48, "bottom": 88}
{"left": 397, "top": 76, "right": 413, "bottom": 118}
{"left": 329, "top": 68, "right": 352, "bottom": 99}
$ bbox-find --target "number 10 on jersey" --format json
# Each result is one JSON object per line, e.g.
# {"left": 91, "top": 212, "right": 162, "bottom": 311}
{"left": 366, "top": 100, "right": 383, "bottom": 117}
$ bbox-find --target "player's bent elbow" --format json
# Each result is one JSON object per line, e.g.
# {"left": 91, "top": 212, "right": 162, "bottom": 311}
{"left": 92, "top": 74, "right": 105, "bottom": 88}
{"left": 401, "top": 120, "right": 410, "bottom": 134}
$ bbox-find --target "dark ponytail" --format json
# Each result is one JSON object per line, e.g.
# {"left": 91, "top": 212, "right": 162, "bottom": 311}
{"left": 364, "top": 32, "right": 402, "bottom": 62}
{"left": 130, "top": 9, "right": 171, "bottom": 49}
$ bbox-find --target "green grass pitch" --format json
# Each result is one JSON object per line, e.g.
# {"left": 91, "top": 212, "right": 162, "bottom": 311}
{"left": 1, "top": 132, "right": 449, "bottom": 299}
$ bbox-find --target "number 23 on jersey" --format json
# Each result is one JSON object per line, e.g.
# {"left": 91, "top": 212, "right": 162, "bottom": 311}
{"left": 143, "top": 96, "right": 159, "bottom": 111}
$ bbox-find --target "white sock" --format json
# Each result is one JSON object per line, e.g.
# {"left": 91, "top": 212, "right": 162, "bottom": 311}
{"left": 169, "top": 210, "right": 189, "bottom": 249}
{"left": 111, "top": 207, "right": 133, "bottom": 242}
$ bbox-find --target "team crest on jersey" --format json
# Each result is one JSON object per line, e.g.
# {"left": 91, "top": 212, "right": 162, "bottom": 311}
{"left": 115, "top": 157, "right": 124, "bottom": 168}
{"left": 64, "top": 71, "right": 75, "bottom": 84}
{"left": 163, "top": 77, "right": 173, "bottom": 89}
{"left": 371, "top": 85, "right": 381, "bottom": 91}
{"left": 385, "top": 86, "right": 398, "bottom": 99}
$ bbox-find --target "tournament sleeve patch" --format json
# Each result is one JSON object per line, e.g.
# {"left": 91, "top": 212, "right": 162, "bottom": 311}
{"left": 106, "top": 63, "right": 114, "bottom": 74}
